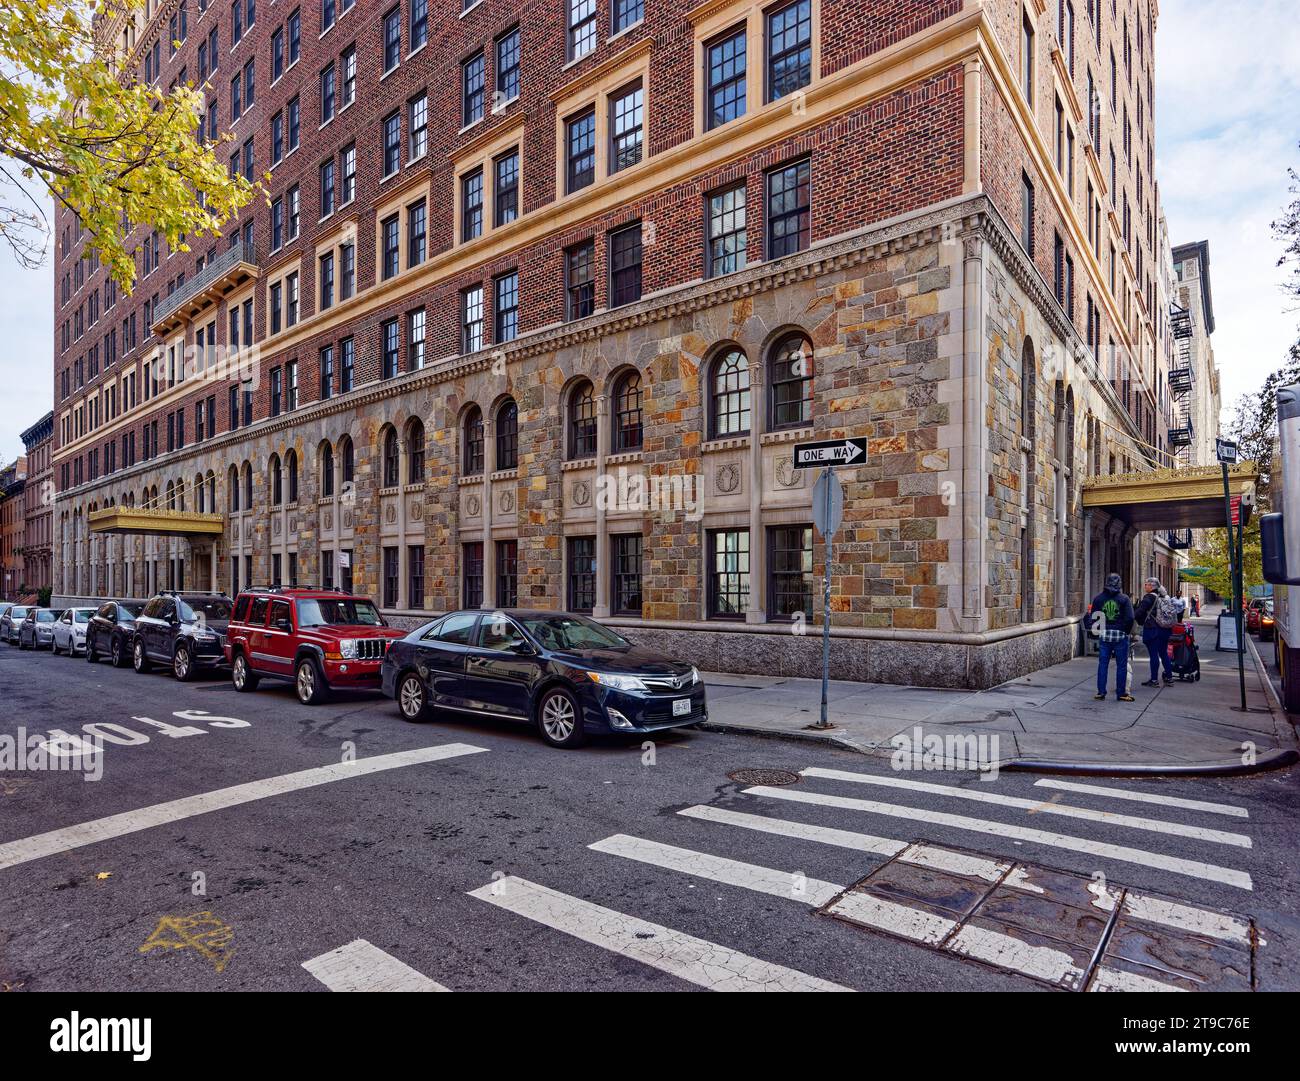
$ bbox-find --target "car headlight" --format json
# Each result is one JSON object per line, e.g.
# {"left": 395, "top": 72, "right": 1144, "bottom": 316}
{"left": 690, "top": 666, "right": 701, "bottom": 685}
{"left": 587, "top": 671, "right": 649, "bottom": 692}
{"left": 339, "top": 639, "right": 358, "bottom": 659}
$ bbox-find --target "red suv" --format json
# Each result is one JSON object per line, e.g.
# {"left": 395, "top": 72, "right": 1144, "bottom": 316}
{"left": 223, "top": 588, "right": 405, "bottom": 704}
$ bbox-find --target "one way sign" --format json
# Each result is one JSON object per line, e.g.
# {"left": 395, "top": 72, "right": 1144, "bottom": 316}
{"left": 793, "top": 437, "right": 867, "bottom": 469}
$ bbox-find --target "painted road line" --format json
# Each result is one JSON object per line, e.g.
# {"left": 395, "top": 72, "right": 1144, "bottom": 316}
{"left": 800, "top": 767, "right": 1252, "bottom": 849}
{"left": 303, "top": 939, "right": 450, "bottom": 992}
{"left": 1120, "top": 892, "right": 1253, "bottom": 947}
{"left": 1032, "top": 778, "right": 1249, "bottom": 819}
{"left": 1088, "top": 965, "right": 1186, "bottom": 992}
{"left": 677, "top": 804, "right": 907, "bottom": 857}
{"left": 0, "top": 744, "right": 488, "bottom": 872}
{"left": 468, "top": 876, "right": 852, "bottom": 992}
{"left": 826, "top": 891, "right": 956, "bottom": 946}
{"left": 589, "top": 834, "right": 843, "bottom": 907}
{"left": 945, "top": 923, "right": 1086, "bottom": 989}
{"left": 898, "top": 844, "right": 1010, "bottom": 882}
{"left": 742, "top": 786, "right": 1253, "bottom": 891}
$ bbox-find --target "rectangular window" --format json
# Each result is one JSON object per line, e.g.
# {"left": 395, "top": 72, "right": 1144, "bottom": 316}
{"left": 286, "top": 358, "right": 298, "bottom": 410}
{"left": 408, "top": 308, "right": 426, "bottom": 370}
{"left": 381, "top": 214, "right": 400, "bottom": 279}
{"left": 409, "top": 93, "right": 428, "bottom": 160}
{"left": 766, "top": 0, "right": 812, "bottom": 102}
{"left": 410, "top": 0, "right": 428, "bottom": 50}
{"left": 463, "top": 543, "right": 484, "bottom": 608}
{"left": 272, "top": 111, "right": 284, "bottom": 164}
{"left": 494, "top": 150, "right": 519, "bottom": 227}
{"left": 566, "top": 537, "right": 596, "bottom": 612}
{"left": 340, "top": 549, "right": 353, "bottom": 594}
{"left": 270, "top": 281, "right": 283, "bottom": 334}
{"left": 612, "top": 0, "right": 642, "bottom": 34}
{"left": 285, "top": 270, "right": 299, "bottom": 327}
{"left": 461, "top": 286, "right": 483, "bottom": 352}
{"left": 270, "top": 366, "right": 283, "bottom": 415}
{"left": 382, "top": 111, "right": 400, "bottom": 176}
{"left": 566, "top": 241, "right": 595, "bottom": 320}
{"left": 383, "top": 546, "right": 399, "bottom": 608}
{"left": 568, "top": 0, "right": 596, "bottom": 61}
{"left": 322, "top": 0, "right": 336, "bottom": 31}
{"left": 1022, "top": 9, "right": 1034, "bottom": 104}
{"left": 321, "top": 63, "right": 336, "bottom": 122}
{"left": 608, "top": 223, "right": 642, "bottom": 307}
{"left": 340, "top": 241, "right": 355, "bottom": 298}
{"left": 272, "top": 27, "right": 284, "bottom": 81}
{"left": 340, "top": 336, "right": 355, "bottom": 391}
{"left": 340, "top": 143, "right": 356, "bottom": 203}
{"left": 462, "top": 52, "right": 485, "bottom": 127}
{"left": 566, "top": 108, "right": 596, "bottom": 194}
{"left": 612, "top": 534, "right": 642, "bottom": 615}
{"left": 383, "top": 7, "right": 401, "bottom": 73}
{"left": 341, "top": 46, "right": 356, "bottom": 108}
{"left": 1021, "top": 172, "right": 1035, "bottom": 257}
{"left": 287, "top": 183, "right": 300, "bottom": 238}
{"left": 708, "top": 529, "right": 749, "bottom": 619}
{"left": 461, "top": 168, "right": 483, "bottom": 241}
{"left": 765, "top": 159, "right": 810, "bottom": 258}
{"left": 494, "top": 271, "right": 519, "bottom": 343}
{"left": 408, "top": 544, "right": 425, "bottom": 608}
{"left": 408, "top": 199, "right": 427, "bottom": 266}
{"left": 706, "top": 27, "right": 746, "bottom": 130}
{"left": 609, "top": 83, "right": 644, "bottom": 173}
{"left": 320, "top": 159, "right": 335, "bottom": 217}
{"left": 768, "top": 525, "right": 813, "bottom": 619}
{"left": 706, "top": 184, "right": 746, "bottom": 277}
{"left": 496, "top": 28, "right": 520, "bottom": 103}
{"left": 319, "top": 344, "right": 334, "bottom": 399}
{"left": 382, "top": 318, "right": 399, "bottom": 378}
{"left": 496, "top": 540, "right": 518, "bottom": 608}
{"left": 319, "top": 251, "right": 335, "bottom": 310}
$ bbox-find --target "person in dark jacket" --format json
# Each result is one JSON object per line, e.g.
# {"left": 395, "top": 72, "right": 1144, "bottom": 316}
{"left": 1134, "top": 577, "right": 1175, "bottom": 688}
{"left": 1087, "top": 573, "right": 1135, "bottom": 701}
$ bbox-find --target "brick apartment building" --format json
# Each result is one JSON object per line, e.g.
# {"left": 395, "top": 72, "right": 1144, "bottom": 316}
{"left": 1, "top": 456, "right": 27, "bottom": 600}
{"left": 21, "top": 412, "right": 55, "bottom": 595}
{"left": 51, "top": 0, "right": 1177, "bottom": 687}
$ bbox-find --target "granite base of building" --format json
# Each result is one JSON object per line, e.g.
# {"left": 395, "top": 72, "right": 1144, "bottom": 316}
{"left": 610, "top": 618, "right": 1082, "bottom": 690}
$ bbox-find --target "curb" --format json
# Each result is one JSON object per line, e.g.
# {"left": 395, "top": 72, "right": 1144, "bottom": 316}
{"left": 1001, "top": 747, "right": 1300, "bottom": 777}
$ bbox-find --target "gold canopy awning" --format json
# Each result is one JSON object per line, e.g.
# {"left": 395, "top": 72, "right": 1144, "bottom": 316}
{"left": 1082, "top": 463, "right": 1258, "bottom": 531}
{"left": 88, "top": 506, "right": 224, "bottom": 537}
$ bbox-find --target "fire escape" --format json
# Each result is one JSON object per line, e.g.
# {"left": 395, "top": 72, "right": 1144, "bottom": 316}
{"left": 1167, "top": 302, "right": 1195, "bottom": 463}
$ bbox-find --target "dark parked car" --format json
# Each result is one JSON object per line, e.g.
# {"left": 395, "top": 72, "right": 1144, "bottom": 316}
{"left": 380, "top": 609, "right": 706, "bottom": 748}
{"left": 86, "top": 600, "right": 147, "bottom": 667}
{"left": 224, "top": 587, "right": 405, "bottom": 704}
{"left": 132, "top": 591, "right": 233, "bottom": 681}
{"left": 1, "top": 605, "right": 31, "bottom": 644}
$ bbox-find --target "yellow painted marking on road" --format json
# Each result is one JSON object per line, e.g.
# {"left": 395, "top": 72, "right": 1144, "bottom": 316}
{"left": 139, "top": 911, "right": 234, "bottom": 973}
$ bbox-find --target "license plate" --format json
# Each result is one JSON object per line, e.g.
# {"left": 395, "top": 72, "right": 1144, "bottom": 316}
{"left": 672, "top": 698, "right": 691, "bottom": 717}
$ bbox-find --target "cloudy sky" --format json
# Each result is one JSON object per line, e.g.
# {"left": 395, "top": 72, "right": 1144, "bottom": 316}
{"left": 0, "top": 0, "right": 1295, "bottom": 466}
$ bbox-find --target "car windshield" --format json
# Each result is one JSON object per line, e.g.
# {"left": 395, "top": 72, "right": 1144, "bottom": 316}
{"left": 121, "top": 603, "right": 144, "bottom": 618}
{"left": 11, "top": 607, "right": 29, "bottom": 618}
{"left": 74, "top": 610, "right": 92, "bottom": 623}
{"left": 296, "top": 598, "right": 385, "bottom": 627}
{"left": 36, "top": 610, "right": 56, "bottom": 622}
{"left": 519, "top": 614, "right": 630, "bottom": 652}
{"left": 177, "top": 598, "right": 233, "bottom": 622}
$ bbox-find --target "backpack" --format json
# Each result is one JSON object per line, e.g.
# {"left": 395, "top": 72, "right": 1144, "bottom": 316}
{"left": 1154, "top": 593, "right": 1181, "bottom": 629}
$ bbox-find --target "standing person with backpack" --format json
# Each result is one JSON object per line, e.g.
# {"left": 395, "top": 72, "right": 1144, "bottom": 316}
{"left": 1134, "top": 576, "right": 1180, "bottom": 687}
{"left": 1087, "top": 573, "right": 1136, "bottom": 701}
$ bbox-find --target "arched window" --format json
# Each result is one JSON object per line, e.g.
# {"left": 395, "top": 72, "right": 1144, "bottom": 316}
{"left": 287, "top": 450, "right": 299, "bottom": 503}
{"left": 613, "top": 371, "right": 643, "bottom": 452}
{"left": 207, "top": 472, "right": 216, "bottom": 512}
{"left": 496, "top": 399, "right": 518, "bottom": 470}
{"left": 269, "top": 454, "right": 283, "bottom": 505}
{"left": 768, "top": 335, "right": 813, "bottom": 430}
{"left": 196, "top": 474, "right": 206, "bottom": 513}
{"left": 568, "top": 381, "right": 596, "bottom": 459}
{"left": 407, "top": 419, "right": 425, "bottom": 483}
{"left": 242, "top": 462, "right": 253, "bottom": 508}
{"left": 166, "top": 481, "right": 175, "bottom": 511}
{"left": 709, "top": 348, "right": 751, "bottom": 438}
{"left": 463, "top": 406, "right": 484, "bottom": 474}
{"left": 321, "top": 442, "right": 335, "bottom": 496}
{"left": 340, "top": 436, "right": 355, "bottom": 485}
{"left": 382, "top": 428, "right": 400, "bottom": 487}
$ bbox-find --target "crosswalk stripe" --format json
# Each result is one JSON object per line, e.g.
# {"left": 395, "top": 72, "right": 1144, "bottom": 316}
{"left": 302, "top": 939, "right": 450, "bottom": 992}
{"left": 1033, "top": 778, "right": 1249, "bottom": 819}
{"left": 1117, "top": 892, "right": 1253, "bottom": 947}
{"left": 1088, "top": 965, "right": 1186, "bottom": 992}
{"left": 826, "top": 891, "right": 955, "bottom": 945}
{"left": 800, "top": 767, "right": 1252, "bottom": 848}
{"left": 945, "top": 924, "right": 1086, "bottom": 989}
{"left": 588, "top": 834, "right": 843, "bottom": 907}
{"left": 468, "top": 875, "right": 852, "bottom": 992}
{"left": 0, "top": 743, "right": 489, "bottom": 872}
{"left": 742, "top": 785, "right": 1253, "bottom": 890}
{"left": 677, "top": 804, "right": 907, "bottom": 856}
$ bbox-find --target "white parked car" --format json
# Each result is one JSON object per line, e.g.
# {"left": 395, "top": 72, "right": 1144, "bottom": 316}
{"left": 52, "top": 607, "right": 96, "bottom": 656}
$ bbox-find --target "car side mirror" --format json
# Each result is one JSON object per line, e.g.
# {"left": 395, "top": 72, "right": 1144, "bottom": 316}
{"left": 509, "top": 641, "right": 534, "bottom": 656}
{"left": 275, "top": 618, "right": 291, "bottom": 632}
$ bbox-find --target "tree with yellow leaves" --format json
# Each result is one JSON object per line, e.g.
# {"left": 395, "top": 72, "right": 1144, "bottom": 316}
{"left": 0, "top": 0, "right": 258, "bottom": 291}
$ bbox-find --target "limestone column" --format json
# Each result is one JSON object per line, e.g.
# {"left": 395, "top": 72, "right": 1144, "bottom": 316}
{"left": 960, "top": 232, "right": 987, "bottom": 626}
{"left": 592, "top": 393, "right": 611, "bottom": 619}
{"left": 745, "top": 363, "right": 766, "bottom": 624}
{"left": 481, "top": 412, "right": 495, "bottom": 609}
{"left": 397, "top": 438, "right": 409, "bottom": 608}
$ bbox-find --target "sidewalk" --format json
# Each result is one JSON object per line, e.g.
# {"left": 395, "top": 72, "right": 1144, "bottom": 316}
{"left": 700, "top": 617, "right": 1299, "bottom": 774}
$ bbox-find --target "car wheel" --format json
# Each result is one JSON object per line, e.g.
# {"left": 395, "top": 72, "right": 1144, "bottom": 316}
{"left": 51, "top": 637, "right": 61, "bottom": 656}
{"left": 397, "top": 672, "right": 429, "bottom": 722}
{"left": 537, "top": 687, "right": 587, "bottom": 749}
{"left": 295, "top": 657, "right": 330, "bottom": 705}
{"left": 86, "top": 638, "right": 98, "bottom": 662}
{"left": 173, "top": 643, "right": 195, "bottom": 682}
{"left": 231, "top": 652, "right": 259, "bottom": 692}
{"left": 132, "top": 638, "right": 152, "bottom": 673}
{"left": 111, "top": 637, "right": 129, "bottom": 668}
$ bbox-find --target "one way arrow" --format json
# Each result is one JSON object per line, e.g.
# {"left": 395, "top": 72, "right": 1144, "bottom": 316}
{"left": 842, "top": 439, "right": 864, "bottom": 462}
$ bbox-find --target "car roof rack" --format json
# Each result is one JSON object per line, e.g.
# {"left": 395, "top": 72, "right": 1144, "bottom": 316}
{"left": 241, "top": 585, "right": 351, "bottom": 594}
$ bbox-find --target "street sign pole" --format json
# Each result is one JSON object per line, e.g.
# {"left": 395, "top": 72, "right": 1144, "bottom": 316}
{"left": 1219, "top": 444, "right": 1248, "bottom": 712}
{"left": 819, "top": 466, "right": 833, "bottom": 730}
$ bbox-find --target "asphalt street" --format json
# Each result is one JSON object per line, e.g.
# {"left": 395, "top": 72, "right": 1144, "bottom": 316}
{"left": 1, "top": 639, "right": 1298, "bottom": 993}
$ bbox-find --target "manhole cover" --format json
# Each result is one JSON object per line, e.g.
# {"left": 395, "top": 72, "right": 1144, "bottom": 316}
{"left": 728, "top": 768, "right": 801, "bottom": 786}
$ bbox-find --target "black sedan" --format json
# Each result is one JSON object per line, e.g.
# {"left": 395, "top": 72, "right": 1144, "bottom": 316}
{"left": 380, "top": 609, "right": 706, "bottom": 748}
{"left": 85, "top": 600, "right": 146, "bottom": 667}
